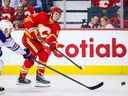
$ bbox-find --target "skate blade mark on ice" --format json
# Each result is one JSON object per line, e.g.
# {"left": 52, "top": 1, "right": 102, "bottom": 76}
{"left": 35, "top": 81, "right": 51, "bottom": 87}
{"left": 16, "top": 83, "right": 50, "bottom": 88}
{"left": 16, "top": 82, "right": 31, "bottom": 85}
{"left": 16, "top": 81, "right": 51, "bottom": 88}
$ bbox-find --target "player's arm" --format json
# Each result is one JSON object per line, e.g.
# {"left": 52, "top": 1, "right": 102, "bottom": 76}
{"left": 23, "top": 16, "right": 40, "bottom": 40}
{"left": 44, "top": 33, "right": 64, "bottom": 51}
{"left": 37, "top": 24, "right": 64, "bottom": 50}
{"left": 0, "top": 20, "right": 32, "bottom": 60}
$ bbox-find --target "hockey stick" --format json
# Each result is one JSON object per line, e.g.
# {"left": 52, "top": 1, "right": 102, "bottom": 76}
{"left": 55, "top": 49, "right": 82, "bottom": 69}
{"left": 40, "top": 39, "right": 82, "bottom": 69}
{"left": 35, "top": 59, "right": 104, "bottom": 90}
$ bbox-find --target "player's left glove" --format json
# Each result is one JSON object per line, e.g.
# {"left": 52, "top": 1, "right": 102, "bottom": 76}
{"left": 23, "top": 48, "right": 32, "bottom": 60}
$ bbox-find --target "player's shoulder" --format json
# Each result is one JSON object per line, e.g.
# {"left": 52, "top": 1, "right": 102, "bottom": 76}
{"left": 38, "top": 11, "right": 48, "bottom": 16}
{"left": 36, "top": 11, "right": 49, "bottom": 19}
{"left": 33, "top": 11, "right": 49, "bottom": 25}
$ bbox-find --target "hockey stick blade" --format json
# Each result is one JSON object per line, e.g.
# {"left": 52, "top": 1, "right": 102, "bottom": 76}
{"left": 86, "top": 82, "right": 104, "bottom": 90}
{"left": 35, "top": 60, "right": 103, "bottom": 90}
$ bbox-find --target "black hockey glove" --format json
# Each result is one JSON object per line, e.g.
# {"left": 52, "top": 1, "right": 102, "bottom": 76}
{"left": 0, "top": 30, "right": 6, "bottom": 43}
{"left": 23, "top": 48, "right": 32, "bottom": 60}
{"left": 0, "top": 48, "right": 2, "bottom": 57}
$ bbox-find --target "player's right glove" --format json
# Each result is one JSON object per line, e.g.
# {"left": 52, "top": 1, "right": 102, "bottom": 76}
{"left": 57, "top": 43, "right": 64, "bottom": 48}
{"left": 0, "top": 30, "right": 6, "bottom": 43}
{"left": 49, "top": 42, "right": 64, "bottom": 51}
{"left": 49, "top": 42, "right": 57, "bottom": 51}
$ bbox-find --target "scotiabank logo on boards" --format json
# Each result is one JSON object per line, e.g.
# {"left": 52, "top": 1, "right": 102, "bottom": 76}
{"left": 54, "top": 38, "right": 127, "bottom": 58}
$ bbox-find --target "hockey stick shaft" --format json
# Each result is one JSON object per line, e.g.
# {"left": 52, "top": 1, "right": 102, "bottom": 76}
{"left": 55, "top": 49, "right": 82, "bottom": 69}
{"left": 35, "top": 59, "right": 103, "bottom": 90}
{"left": 39, "top": 39, "right": 82, "bottom": 69}
{"left": 41, "top": 40, "right": 82, "bottom": 69}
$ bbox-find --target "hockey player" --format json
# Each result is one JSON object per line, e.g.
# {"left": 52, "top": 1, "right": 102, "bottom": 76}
{"left": 18, "top": 6, "right": 64, "bottom": 86}
{"left": 0, "top": 19, "right": 32, "bottom": 91}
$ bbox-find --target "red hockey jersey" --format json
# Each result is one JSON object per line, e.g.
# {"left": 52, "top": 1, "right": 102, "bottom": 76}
{"left": 0, "top": 6, "right": 15, "bottom": 22}
{"left": 23, "top": 11, "right": 60, "bottom": 43}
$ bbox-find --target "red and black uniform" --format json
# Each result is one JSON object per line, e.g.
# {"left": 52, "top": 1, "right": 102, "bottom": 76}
{"left": 19, "top": 11, "right": 61, "bottom": 79}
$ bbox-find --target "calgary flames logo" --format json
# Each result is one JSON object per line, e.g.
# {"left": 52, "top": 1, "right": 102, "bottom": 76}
{"left": 92, "top": 0, "right": 120, "bottom": 9}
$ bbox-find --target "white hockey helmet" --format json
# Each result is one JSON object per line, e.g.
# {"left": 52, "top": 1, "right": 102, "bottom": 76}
{"left": 0, "top": 20, "right": 14, "bottom": 32}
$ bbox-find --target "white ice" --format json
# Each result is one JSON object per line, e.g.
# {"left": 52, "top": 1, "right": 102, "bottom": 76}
{"left": 0, "top": 75, "right": 128, "bottom": 96}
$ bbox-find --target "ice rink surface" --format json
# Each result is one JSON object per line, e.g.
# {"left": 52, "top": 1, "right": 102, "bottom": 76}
{"left": 0, "top": 75, "right": 128, "bottom": 96}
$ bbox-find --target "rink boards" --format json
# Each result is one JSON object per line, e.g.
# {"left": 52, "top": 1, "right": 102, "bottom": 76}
{"left": 1, "top": 29, "right": 128, "bottom": 75}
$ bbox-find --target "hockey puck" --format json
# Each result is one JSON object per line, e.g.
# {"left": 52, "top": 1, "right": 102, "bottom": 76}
{"left": 121, "top": 81, "right": 126, "bottom": 86}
